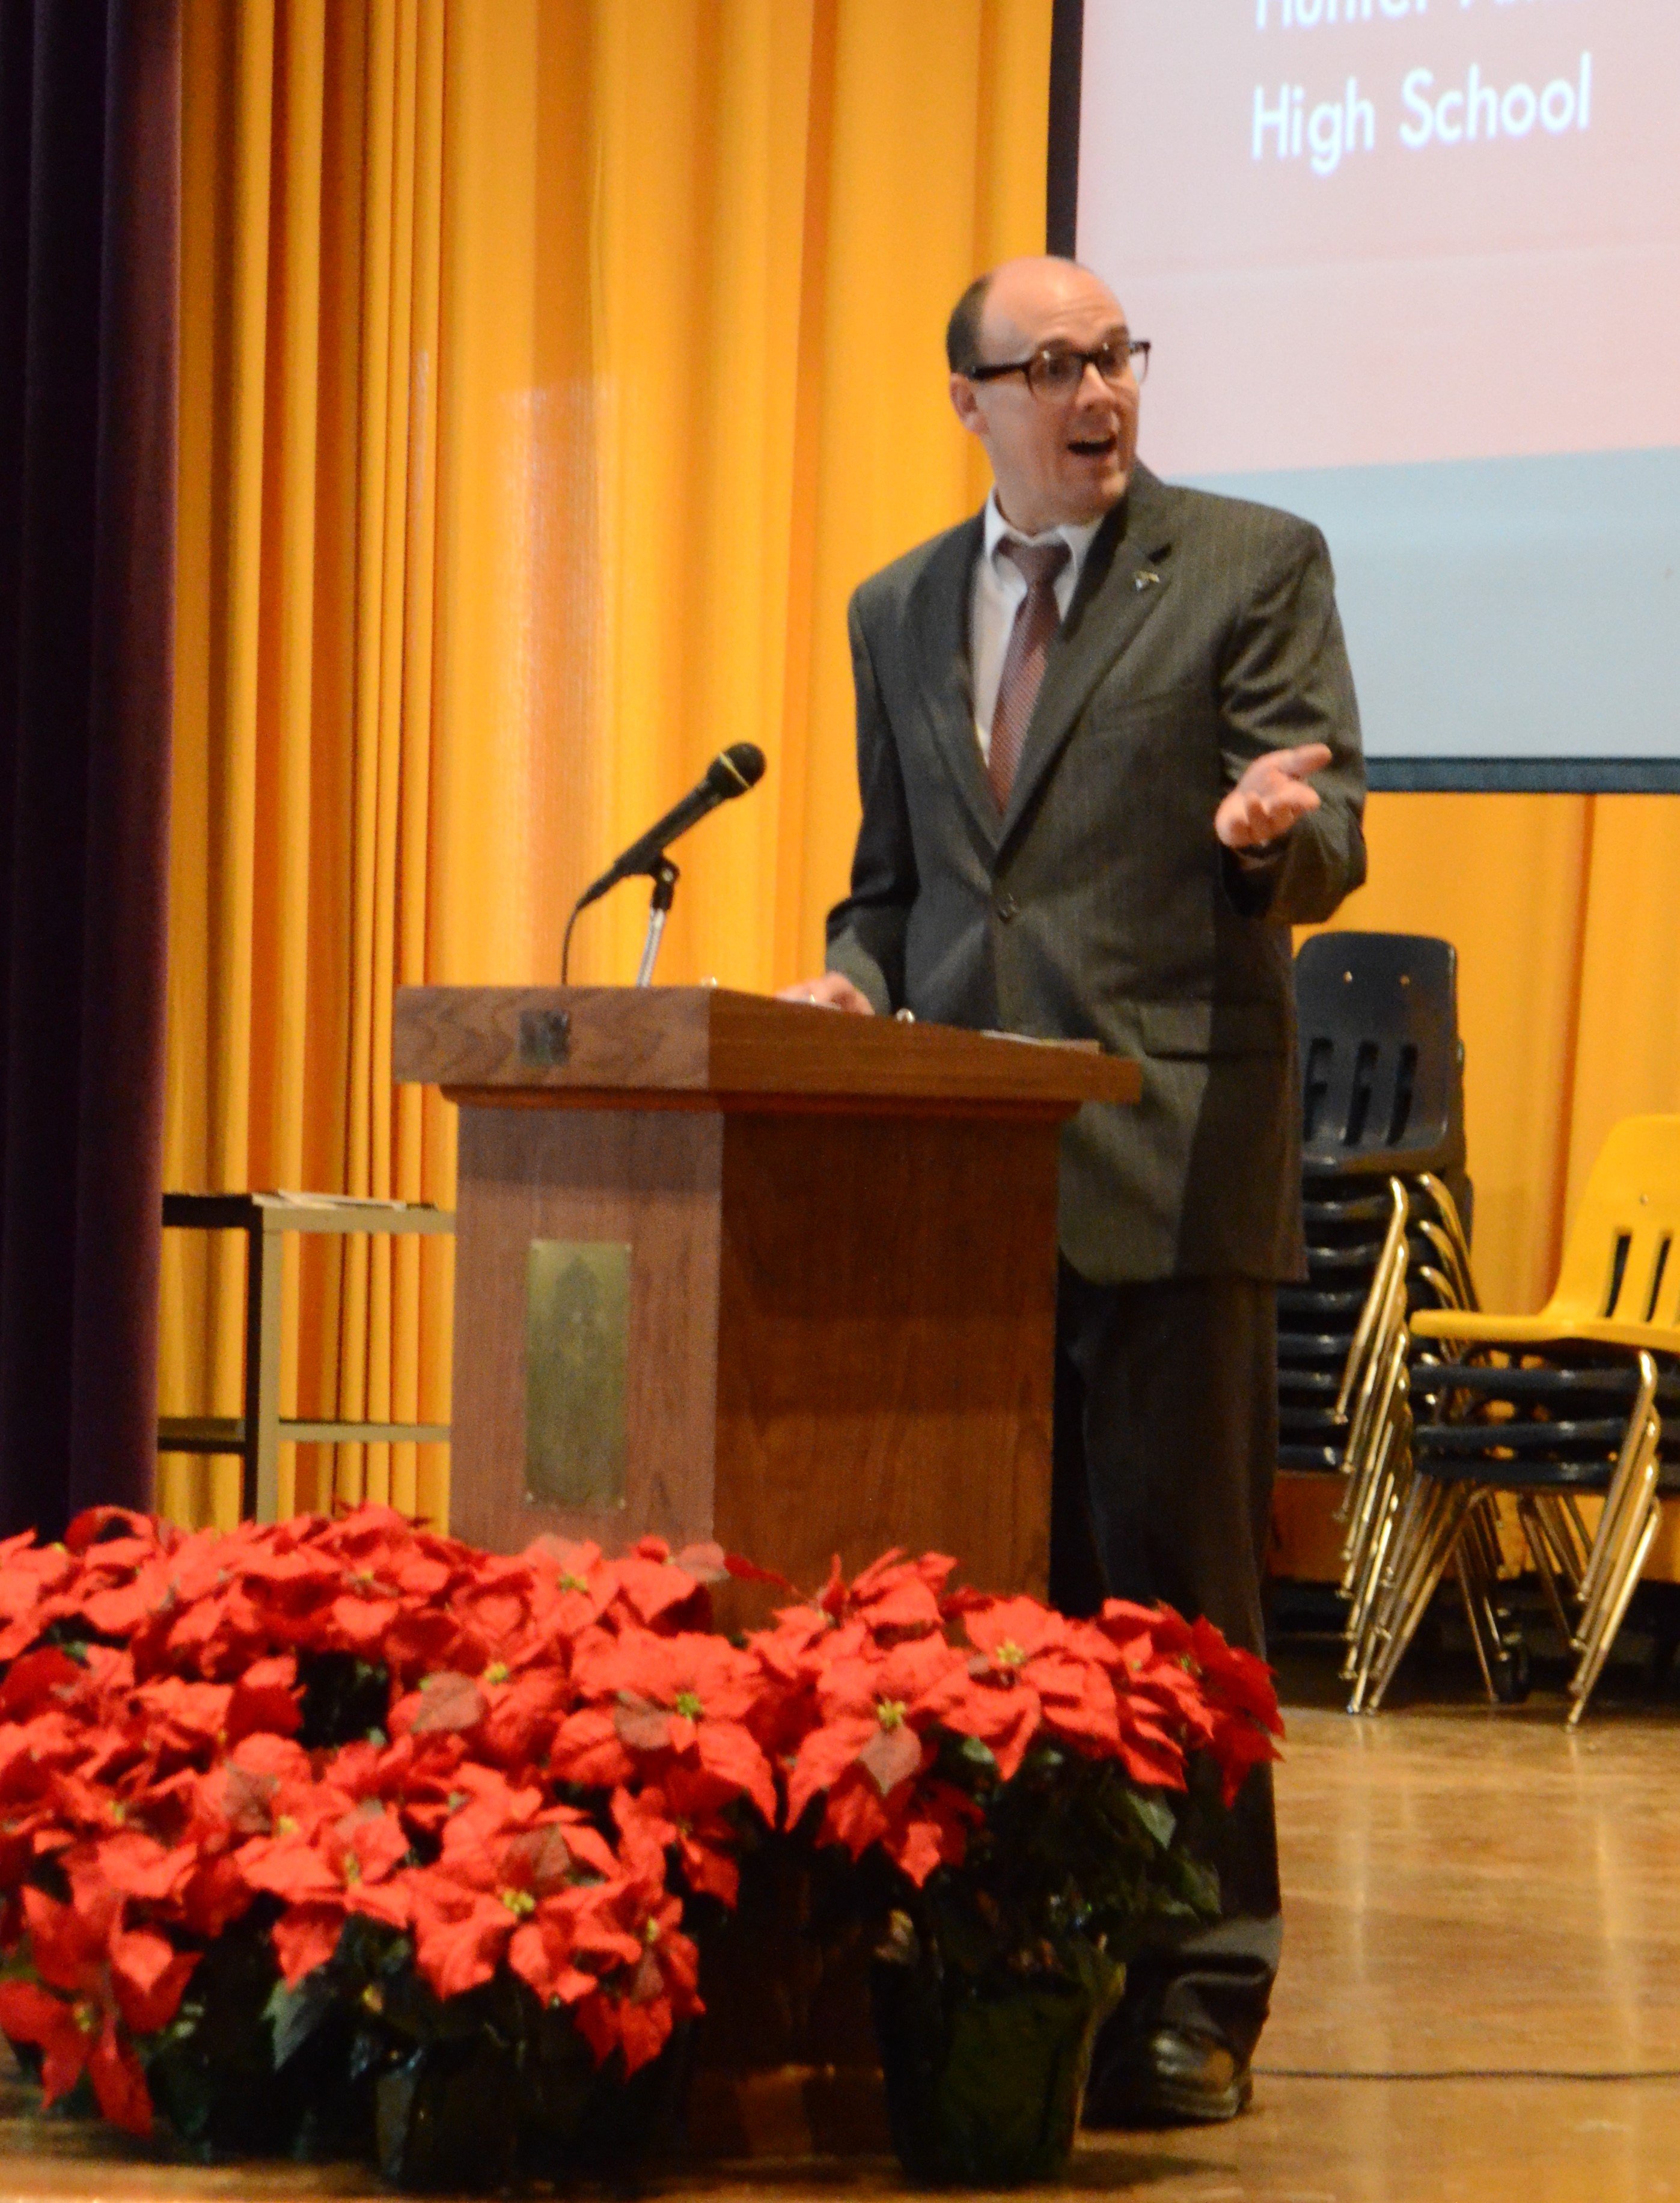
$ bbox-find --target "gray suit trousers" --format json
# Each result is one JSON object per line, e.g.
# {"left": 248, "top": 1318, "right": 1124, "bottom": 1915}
{"left": 1053, "top": 1263, "right": 1281, "bottom": 2063}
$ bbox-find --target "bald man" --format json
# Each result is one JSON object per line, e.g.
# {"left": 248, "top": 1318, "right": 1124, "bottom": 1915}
{"left": 784, "top": 257, "right": 1366, "bottom": 2123}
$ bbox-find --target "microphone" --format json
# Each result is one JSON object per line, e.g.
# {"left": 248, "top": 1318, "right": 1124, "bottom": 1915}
{"left": 573, "top": 742, "right": 766, "bottom": 914}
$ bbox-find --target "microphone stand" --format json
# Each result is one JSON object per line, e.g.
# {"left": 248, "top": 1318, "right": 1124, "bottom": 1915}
{"left": 632, "top": 857, "right": 679, "bottom": 988}
{"left": 562, "top": 744, "right": 765, "bottom": 984}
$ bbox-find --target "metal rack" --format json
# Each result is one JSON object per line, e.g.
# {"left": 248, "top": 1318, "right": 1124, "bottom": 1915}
{"left": 158, "top": 1192, "right": 453, "bottom": 1521}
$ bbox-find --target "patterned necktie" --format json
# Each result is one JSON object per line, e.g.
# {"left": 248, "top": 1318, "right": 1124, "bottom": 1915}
{"left": 988, "top": 537, "right": 1070, "bottom": 809}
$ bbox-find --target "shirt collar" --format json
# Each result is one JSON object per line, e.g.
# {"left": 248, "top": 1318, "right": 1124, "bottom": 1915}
{"left": 982, "top": 489, "right": 1105, "bottom": 588}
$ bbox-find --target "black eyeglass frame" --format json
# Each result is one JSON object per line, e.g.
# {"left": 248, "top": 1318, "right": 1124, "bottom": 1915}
{"left": 965, "top": 338, "right": 1150, "bottom": 395}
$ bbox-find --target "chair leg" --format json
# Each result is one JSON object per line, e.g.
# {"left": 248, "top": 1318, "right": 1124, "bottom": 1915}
{"left": 1575, "top": 1420, "right": 1659, "bottom": 1658}
{"left": 1336, "top": 1319, "right": 1396, "bottom": 1533}
{"left": 1345, "top": 1389, "right": 1414, "bottom": 1663}
{"left": 1531, "top": 1492, "right": 1589, "bottom": 1592}
{"left": 1340, "top": 1390, "right": 1393, "bottom": 1602}
{"left": 1462, "top": 1491, "right": 1505, "bottom": 1584}
{"left": 1559, "top": 1494, "right": 1593, "bottom": 1569}
{"left": 1454, "top": 1502, "right": 1518, "bottom": 1706}
{"left": 1358, "top": 1482, "right": 1474, "bottom": 1713}
{"left": 1454, "top": 1541, "right": 1499, "bottom": 1703}
{"left": 1337, "top": 1229, "right": 1411, "bottom": 1515}
{"left": 243, "top": 1213, "right": 284, "bottom": 1524}
{"left": 1576, "top": 1355, "right": 1659, "bottom": 1619}
{"left": 1343, "top": 1470, "right": 1400, "bottom": 1681}
{"left": 1561, "top": 1370, "right": 1662, "bottom": 1724}
{"left": 1345, "top": 1447, "right": 1427, "bottom": 1686}
{"left": 1333, "top": 1180, "right": 1410, "bottom": 1426}
{"left": 1575, "top": 1416, "right": 1660, "bottom": 1658}
{"left": 1341, "top": 1325, "right": 1409, "bottom": 1586}
{"left": 1568, "top": 1499, "right": 1663, "bottom": 1728}
{"left": 1517, "top": 1495, "right": 1577, "bottom": 1648}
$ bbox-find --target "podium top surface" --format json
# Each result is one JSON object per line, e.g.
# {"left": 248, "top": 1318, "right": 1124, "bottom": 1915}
{"left": 393, "top": 986, "right": 1139, "bottom": 1114}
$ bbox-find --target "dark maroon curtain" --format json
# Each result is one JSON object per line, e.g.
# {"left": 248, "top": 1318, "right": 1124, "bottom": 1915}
{"left": 0, "top": 0, "right": 178, "bottom": 1538}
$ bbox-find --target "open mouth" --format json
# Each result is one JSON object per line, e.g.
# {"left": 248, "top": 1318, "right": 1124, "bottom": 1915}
{"left": 1066, "top": 435, "right": 1118, "bottom": 460}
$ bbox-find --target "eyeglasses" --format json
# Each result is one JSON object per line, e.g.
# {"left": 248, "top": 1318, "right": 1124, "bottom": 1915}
{"left": 966, "top": 338, "right": 1150, "bottom": 399}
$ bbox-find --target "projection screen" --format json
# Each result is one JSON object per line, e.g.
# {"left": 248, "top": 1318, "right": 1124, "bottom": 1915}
{"left": 1052, "top": 0, "right": 1680, "bottom": 789}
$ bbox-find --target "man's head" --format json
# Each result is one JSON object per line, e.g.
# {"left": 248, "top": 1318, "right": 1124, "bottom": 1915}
{"left": 948, "top": 256, "right": 1139, "bottom": 534}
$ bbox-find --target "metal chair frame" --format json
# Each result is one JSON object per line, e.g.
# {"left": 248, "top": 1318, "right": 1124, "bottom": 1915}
{"left": 1319, "top": 1174, "right": 1480, "bottom": 1699}
{"left": 1331, "top": 1181, "right": 1410, "bottom": 1425}
{"left": 1412, "top": 1174, "right": 1477, "bottom": 1299}
{"left": 1355, "top": 1350, "right": 1664, "bottom": 1726}
{"left": 1359, "top": 1117, "right": 1680, "bottom": 1723}
{"left": 159, "top": 1192, "right": 454, "bottom": 1521}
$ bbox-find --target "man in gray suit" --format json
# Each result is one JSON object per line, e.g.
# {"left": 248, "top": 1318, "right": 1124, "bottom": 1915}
{"left": 786, "top": 257, "right": 1366, "bottom": 2122}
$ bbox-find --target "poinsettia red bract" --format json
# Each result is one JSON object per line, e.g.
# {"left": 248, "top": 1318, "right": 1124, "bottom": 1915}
{"left": 0, "top": 1509, "right": 1277, "bottom": 2144}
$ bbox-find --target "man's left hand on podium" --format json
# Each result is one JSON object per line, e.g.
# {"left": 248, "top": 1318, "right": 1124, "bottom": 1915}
{"left": 775, "top": 973, "right": 876, "bottom": 1014}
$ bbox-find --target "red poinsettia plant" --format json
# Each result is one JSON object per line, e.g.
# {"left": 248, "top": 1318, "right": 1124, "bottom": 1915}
{"left": 759, "top": 1550, "right": 1279, "bottom": 2002}
{"left": 0, "top": 1505, "right": 1279, "bottom": 2183}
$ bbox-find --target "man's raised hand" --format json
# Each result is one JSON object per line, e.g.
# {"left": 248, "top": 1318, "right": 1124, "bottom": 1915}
{"left": 1214, "top": 743, "right": 1333, "bottom": 852}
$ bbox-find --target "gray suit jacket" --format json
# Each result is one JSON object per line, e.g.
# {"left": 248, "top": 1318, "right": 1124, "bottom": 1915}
{"left": 825, "top": 463, "right": 1367, "bottom": 1284}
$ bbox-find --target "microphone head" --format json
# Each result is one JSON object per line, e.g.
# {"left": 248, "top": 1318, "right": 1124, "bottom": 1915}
{"left": 709, "top": 742, "right": 767, "bottom": 798}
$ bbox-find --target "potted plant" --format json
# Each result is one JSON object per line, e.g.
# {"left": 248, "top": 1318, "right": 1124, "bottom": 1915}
{"left": 0, "top": 1507, "right": 762, "bottom": 2179}
{"left": 756, "top": 1550, "right": 1281, "bottom": 2185}
{"left": 0, "top": 1509, "right": 1277, "bottom": 2190}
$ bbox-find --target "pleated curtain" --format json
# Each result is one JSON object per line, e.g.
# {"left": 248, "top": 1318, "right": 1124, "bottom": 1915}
{"left": 160, "top": 0, "right": 1054, "bottom": 1530}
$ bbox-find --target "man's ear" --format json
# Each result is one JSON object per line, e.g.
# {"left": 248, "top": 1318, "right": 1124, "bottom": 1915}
{"left": 950, "top": 372, "right": 985, "bottom": 435}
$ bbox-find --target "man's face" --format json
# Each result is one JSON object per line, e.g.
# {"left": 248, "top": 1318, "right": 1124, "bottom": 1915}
{"left": 950, "top": 259, "right": 1139, "bottom": 534}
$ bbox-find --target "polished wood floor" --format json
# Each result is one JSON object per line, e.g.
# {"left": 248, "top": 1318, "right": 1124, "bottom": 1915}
{"left": 3, "top": 1663, "right": 1679, "bottom": 2199}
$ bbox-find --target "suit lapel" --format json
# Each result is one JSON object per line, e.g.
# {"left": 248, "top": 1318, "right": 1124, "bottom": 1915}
{"left": 903, "top": 512, "right": 998, "bottom": 849}
{"left": 998, "top": 466, "right": 1178, "bottom": 848}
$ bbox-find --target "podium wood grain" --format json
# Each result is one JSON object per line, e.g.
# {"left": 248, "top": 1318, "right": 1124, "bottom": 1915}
{"left": 448, "top": 1106, "right": 1058, "bottom": 1600}
{"left": 394, "top": 983, "right": 1140, "bottom": 1110}
{"left": 711, "top": 1111, "right": 1058, "bottom": 1595}
{"left": 397, "top": 988, "right": 1134, "bottom": 1600}
{"left": 450, "top": 1106, "right": 724, "bottom": 1559}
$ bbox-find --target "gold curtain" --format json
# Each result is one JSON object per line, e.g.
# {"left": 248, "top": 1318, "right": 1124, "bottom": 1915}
{"left": 165, "top": 0, "right": 1680, "bottom": 1560}
{"left": 161, "top": 0, "right": 1054, "bottom": 1530}
{"left": 165, "top": 0, "right": 454, "bottom": 1529}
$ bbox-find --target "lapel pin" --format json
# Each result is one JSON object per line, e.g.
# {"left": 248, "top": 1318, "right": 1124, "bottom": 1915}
{"left": 1135, "top": 567, "right": 1162, "bottom": 591}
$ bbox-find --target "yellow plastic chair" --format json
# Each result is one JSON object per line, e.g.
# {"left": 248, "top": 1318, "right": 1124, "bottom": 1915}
{"left": 1364, "top": 1117, "right": 1680, "bottom": 1724}
{"left": 1412, "top": 1114, "right": 1680, "bottom": 1357}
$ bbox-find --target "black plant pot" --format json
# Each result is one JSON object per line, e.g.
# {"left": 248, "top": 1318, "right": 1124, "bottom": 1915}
{"left": 141, "top": 1914, "right": 380, "bottom": 2163}
{"left": 374, "top": 2014, "right": 695, "bottom": 2192}
{"left": 870, "top": 1944, "right": 1122, "bottom": 2187}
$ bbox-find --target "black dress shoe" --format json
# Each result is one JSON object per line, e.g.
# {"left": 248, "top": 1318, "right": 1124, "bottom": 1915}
{"left": 1083, "top": 2025, "right": 1254, "bottom": 2128}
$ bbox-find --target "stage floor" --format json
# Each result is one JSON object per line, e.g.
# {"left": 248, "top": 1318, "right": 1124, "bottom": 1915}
{"left": 1197, "top": 1683, "right": 1680, "bottom": 2202}
{"left": 3, "top": 1676, "right": 1678, "bottom": 2201}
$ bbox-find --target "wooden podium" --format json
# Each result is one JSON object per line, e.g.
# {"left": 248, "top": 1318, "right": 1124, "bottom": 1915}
{"left": 393, "top": 987, "right": 1137, "bottom": 1600}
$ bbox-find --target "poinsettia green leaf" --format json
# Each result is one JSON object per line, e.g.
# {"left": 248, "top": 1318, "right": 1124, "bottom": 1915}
{"left": 1165, "top": 1851, "right": 1221, "bottom": 1919}
{"left": 1123, "top": 1789, "right": 1177, "bottom": 1851}
{"left": 267, "top": 1964, "right": 338, "bottom": 2070}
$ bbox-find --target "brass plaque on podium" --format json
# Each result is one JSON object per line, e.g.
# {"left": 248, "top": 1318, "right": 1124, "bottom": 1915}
{"left": 525, "top": 1241, "right": 629, "bottom": 1511}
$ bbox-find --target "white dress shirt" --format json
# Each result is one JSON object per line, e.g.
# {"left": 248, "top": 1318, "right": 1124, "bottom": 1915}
{"left": 970, "top": 490, "right": 1104, "bottom": 765}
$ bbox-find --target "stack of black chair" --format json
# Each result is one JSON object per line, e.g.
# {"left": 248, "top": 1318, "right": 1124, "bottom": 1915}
{"left": 1277, "top": 934, "right": 1480, "bottom": 1688}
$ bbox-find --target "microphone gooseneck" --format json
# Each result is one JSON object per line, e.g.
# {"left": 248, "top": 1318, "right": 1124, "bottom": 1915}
{"left": 561, "top": 743, "right": 767, "bottom": 983}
